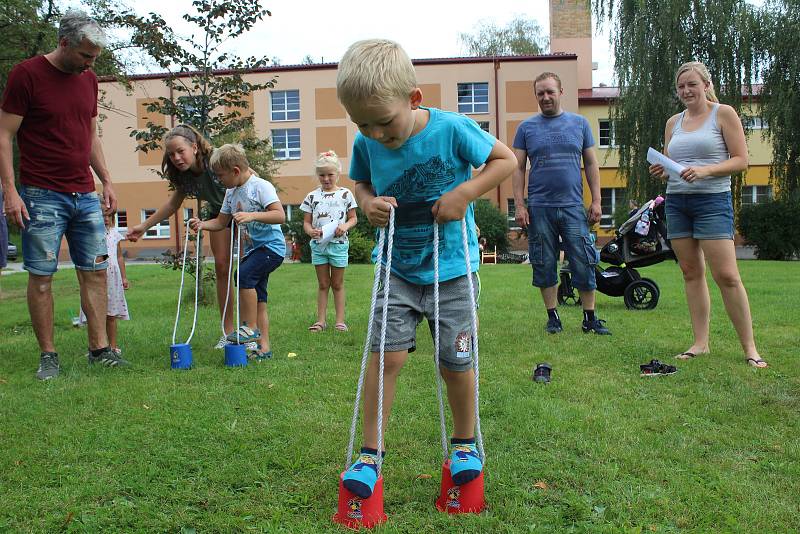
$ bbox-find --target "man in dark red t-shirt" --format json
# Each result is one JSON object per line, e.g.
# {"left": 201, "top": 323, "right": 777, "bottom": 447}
{"left": 0, "top": 10, "right": 128, "bottom": 379}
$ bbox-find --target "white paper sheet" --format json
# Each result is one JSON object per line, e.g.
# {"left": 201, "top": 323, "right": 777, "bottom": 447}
{"left": 647, "top": 147, "right": 686, "bottom": 181}
{"left": 315, "top": 221, "right": 339, "bottom": 251}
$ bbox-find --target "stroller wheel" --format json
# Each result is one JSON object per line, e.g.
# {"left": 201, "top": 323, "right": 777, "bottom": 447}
{"left": 557, "top": 271, "right": 582, "bottom": 306}
{"left": 624, "top": 279, "right": 659, "bottom": 310}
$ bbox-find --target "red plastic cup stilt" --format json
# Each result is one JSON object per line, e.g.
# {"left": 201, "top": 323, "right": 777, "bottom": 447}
{"left": 333, "top": 471, "right": 387, "bottom": 529}
{"left": 435, "top": 459, "right": 485, "bottom": 514}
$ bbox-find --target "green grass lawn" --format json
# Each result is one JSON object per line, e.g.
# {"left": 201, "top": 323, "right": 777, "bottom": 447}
{"left": 0, "top": 261, "right": 798, "bottom": 532}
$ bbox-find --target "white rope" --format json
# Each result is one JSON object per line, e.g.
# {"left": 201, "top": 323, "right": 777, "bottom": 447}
{"left": 172, "top": 221, "right": 201, "bottom": 345}
{"left": 346, "top": 209, "right": 394, "bottom": 472}
{"left": 461, "top": 218, "right": 485, "bottom": 462}
{"left": 432, "top": 224, "right": 449, "bottom": 459}
{"left": 219, "top": 223, "right": 242, "bottom": 343}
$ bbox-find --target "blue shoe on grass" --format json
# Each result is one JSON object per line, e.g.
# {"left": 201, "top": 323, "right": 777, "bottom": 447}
{"left": 226, "top": 324, "right": 260, "bottom": 344}
{"left": 342, "top": 450, "right": 380, "bottom": 498}
{"left": 449, "top": 441, "right": 482, "bottom": 485}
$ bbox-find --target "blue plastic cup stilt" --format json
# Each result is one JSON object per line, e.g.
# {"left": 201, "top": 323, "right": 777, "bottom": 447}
{"left": 170, "top": 343, "right": 193, "bottom": 370}
{"left": 224, "top": 343, "right": 248, "bottom": 367}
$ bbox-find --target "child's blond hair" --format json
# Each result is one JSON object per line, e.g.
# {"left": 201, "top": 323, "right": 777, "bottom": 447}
{"left": 336, "top": 39, "right": 417, "bottom": 106}
{"left": 315, "top": 150, "right": 341, "bottom": 173}
{"left": 210, "top": 143, "right": 249, "bottom": 172}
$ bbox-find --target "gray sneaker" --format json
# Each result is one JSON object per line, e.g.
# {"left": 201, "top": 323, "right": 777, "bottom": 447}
{"left": 87, "top": 347, "right": 131, "bottom": 367}
{"left": 36, "top": 352, "right": 61, "bottom": 380}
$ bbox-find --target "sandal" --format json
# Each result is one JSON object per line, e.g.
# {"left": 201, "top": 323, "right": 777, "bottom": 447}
{"left": 676, "top": 350, "right": 709, "bottom": 360}
{"left": 334, "top": 323, "right": 349, "bottom": 332}
{"left": 308, "top": 322, "right": 326, "bottom": 333}
{"left": 640, "top": 359, "right": 677, "bottom": 377}
{"left": 745, "top": 357, "right": 768, "bottom": 368}
{"left": 532, "top": 362, "right": 552, "bottom": 383}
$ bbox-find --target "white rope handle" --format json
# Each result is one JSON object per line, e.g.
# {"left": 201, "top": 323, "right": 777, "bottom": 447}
{"left": 461, "top": 218, "right": 485, "bottom": 462}
{"left": 345, "top": 208, "right": 394, "bottom": 473}
{"left": 172, "top": 221, "right": 201, "bottom": 345}
{"left": 432, "top": 224, "right": 449, "bottom": 459}
{"left": 219, "top": 223, "right": 242, "bottom": 342}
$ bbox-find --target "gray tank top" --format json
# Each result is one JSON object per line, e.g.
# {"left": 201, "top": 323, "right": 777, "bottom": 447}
{"left": 666, "top": 103, "right": 731, "bottom": 194}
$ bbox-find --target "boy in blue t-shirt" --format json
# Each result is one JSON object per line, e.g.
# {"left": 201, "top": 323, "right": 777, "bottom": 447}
{"left": 336, "top": 39, "right": 516, "bottom": 498}
{"left": 190, "top": 144, "right": 285, "bottom": 360}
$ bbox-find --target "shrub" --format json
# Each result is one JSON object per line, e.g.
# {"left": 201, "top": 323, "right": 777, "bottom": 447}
{"left": 738, "top": 197, "right": 800, "bottom": 260}
{"left": 282, "top": 207, "right": 375, "bottom": 264}
{"left": 283, "top": 209, "right": 311, "bottom": 263}
{"left": 347, "top": 229, "right": 374, "bottom": 264}
{"left": 474, "top": 199, "right": 510, "bottom": 253}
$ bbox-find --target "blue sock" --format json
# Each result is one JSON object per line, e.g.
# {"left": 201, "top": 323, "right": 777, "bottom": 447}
{"left": 343, "top": 447, "right": 381, "bottom": 498}
{"left": 449, "top": 438, "right": 482, "bottom": 485}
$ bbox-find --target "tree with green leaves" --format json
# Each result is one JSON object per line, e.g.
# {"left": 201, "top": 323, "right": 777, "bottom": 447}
{"left": 591, "top": 0, "right": 760, "bottom": 204}
{"left": 757, "top": 0, "right": 800, "bottom": 199}
{"left": 459, "top": 16, "right": 548, "bottom": 57}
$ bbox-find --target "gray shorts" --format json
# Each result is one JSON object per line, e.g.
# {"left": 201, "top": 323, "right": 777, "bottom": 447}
{"left": 370, "top": 271, "right": 479, "bottom": 372}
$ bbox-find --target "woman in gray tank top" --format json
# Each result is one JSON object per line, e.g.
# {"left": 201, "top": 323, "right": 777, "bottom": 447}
{"left": 648, "top": 61, "right": 767, "bottom": 368}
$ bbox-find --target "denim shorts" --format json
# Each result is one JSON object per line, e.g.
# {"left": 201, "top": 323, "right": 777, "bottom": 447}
{"left": 369, "top": 270, "right": 479, "bottom": 372}
{"left": 20, "top": 185, "right": 107, "bottom": 276}
{"left": 310, "top": 240, "right": 349, "bottom": 268}
{"left": 235, "top": 245, "right": 284, "bottom": 302}
{"left": 665, "top": 191, "right": 734, "bottom": 240}
{"left": 528, "top": 205, "right": 597, "bottom": 291}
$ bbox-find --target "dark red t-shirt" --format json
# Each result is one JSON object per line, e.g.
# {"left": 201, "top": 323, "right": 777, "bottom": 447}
{"left": 1, "top": 56, "right": 98, "bottom": 193}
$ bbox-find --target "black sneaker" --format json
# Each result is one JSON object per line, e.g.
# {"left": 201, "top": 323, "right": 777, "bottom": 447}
{"left": 36, "top": 352, "right": 61, "bottom": 380}
{"left": 532, "top": 362, "right": 552, "bottom": 383}
{"left": 546, "top": 317, "right": 563, "bottom": 334}
{"left": 640, "top": 359, "right": 677, "bottom": 377}
{"left": 88, "top": 347, "right": 131, "bottom": 367}
{"left": 582, "top": 318, "right": 611, "bottom": 335}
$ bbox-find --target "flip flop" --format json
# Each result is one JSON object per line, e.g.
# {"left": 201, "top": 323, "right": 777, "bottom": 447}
{"left": 676, "top": 351, "right": 697, "bottom": 360}
{"left": 334, "top": 323, "right": 349, "bottom": 332}
{"left": 745, "top": 357, "right": 768, "bottom": 368}
{"left": 308, "top": 322, "right": 326, "bottom": 333}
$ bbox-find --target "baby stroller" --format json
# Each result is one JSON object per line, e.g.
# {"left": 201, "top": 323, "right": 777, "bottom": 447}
{"left": 558, "top": 196, "right": 675, "bottom": 310}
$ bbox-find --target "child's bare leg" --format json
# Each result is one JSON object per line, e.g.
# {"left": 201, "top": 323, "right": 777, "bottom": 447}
{"left": 239, "top": 288, "right": 258, "bottom": 330}
{"left": 330, "top": 266, "right": 346, "bottom": 325}
{"left": 256, "top": 301, "right": 270, "bottom": 352}
{"left": 106, "top": 315, "right": 118, "bottom": 349}
{"left": 440, "top": 366, "right": 476, "bottom": 439}
{"left": 361, "top": 350, "right": 408, "bottom": 450}
{"left": 314, "top": 264, "right": 331, "bottom": 325}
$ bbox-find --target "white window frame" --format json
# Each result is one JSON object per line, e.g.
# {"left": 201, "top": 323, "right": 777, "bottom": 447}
{"left": 271, "top": 128, "right": 301, "bottom": 160}
{"left": 741, "top": 185, "right": 772, "bottom": 206}
{"left": 141, "top": 209, "right": 170, "bottom": 239}
{"left": 600, "top": 187, "right": 626, "bottom": 228}
{"left": 476, "top": 120, "right": 491, "bottom": 133}
{"left": 599, "top": 119, "right": 617, "bottom": 148}
{"left": 270, "top": 90, "right": 300, "bottom": 122}
{"left": 743, "top": 116, "right": 768, "bottom": 130}
{"left": 183, "top": 207, "right": 194, "bottom": 222}
{"left": 457, "top": 82, "right": 489, "bottom": 114}
{"left": 114, "top": 209, "right": 128, "bottom": 232}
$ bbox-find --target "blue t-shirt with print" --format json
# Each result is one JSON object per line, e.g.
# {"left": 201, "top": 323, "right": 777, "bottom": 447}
{"left": 349, "top": 107, "right": 496, "bottom": 285}
{"left": 513, "top": 111, "right": 594, "bottom": 208}
{"left": 220, "top": 174, "right": 286, "bottom": 258}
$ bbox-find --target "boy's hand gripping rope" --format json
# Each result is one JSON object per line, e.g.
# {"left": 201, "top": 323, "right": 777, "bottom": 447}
{"left": 172, "top": 220, "right": 201, "bottom": 345}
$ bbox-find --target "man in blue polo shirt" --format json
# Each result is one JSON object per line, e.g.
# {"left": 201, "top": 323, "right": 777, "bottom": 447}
{"left": 512, "top": 72, "right": 611, "bottom": 336}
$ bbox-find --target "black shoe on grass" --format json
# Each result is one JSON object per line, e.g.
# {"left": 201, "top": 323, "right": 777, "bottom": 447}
{"left": 546, "top": 317, "right": 563, "bottom": 334}
{"left": 36, "top": 352, "right": 61, "bottom": 380}
{"left": 582, "top": 318, "right": 611, "bottom": 335}
{"left": 88, "top": 347, "right": 130, "bottom": 367}
{"left": 640, "top": 359, "right": 677, "bottom": 377}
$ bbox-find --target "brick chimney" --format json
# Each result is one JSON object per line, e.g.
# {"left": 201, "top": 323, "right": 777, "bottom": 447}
{"left": 550, "top": 0, "right": 594, "bottom": 90}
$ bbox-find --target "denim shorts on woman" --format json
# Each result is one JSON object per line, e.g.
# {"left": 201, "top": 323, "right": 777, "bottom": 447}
{"left": 235, "top": 245, "right": 284, "bottom": 302}
{"left": 310, "top": 240, "right": 349, "bottom": 267}
{"left": 20, "top": 185, "right": 107, "bottom": 276}
{"left": 369, "top": 270, "right": 479, "bottom": 372}
{"left": 665, "top": 191, "right": 734, "bottom": 240}
{"left": 528, "top": 205, "right": 597, "bottom": 291}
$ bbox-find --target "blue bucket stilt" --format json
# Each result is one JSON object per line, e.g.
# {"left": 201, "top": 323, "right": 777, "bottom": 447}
{"left": 170, "top": 343, "right": 193, "bottom": 369}
{"left": 224, "top": 343, "right": 248, "bottom": 367}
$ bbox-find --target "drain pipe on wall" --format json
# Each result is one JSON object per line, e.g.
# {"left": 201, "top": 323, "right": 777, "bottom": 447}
{"left": 493, "top": 56, "right": 502, "bottom": 207}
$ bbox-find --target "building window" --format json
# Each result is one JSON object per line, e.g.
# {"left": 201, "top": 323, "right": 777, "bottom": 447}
{"left": 115, "top": 209, "right": 128, "bottom": 231}
{"left": 741, "top": 185, "right": 772, "bottom": 206}
{"left": 457, "top": 82, "right": 489, "bottom": 114}
{"left": 599, "top": 119, "right": 617, "bottom": 148}
{"left": 272, "top": 128, "right": 301, "bottom": 160}
{"left": 743, "top": 116, "right": 768, "bottom": 130}
{"left": 600, "top": 187, "right": 627, "bottom": 228}
{"left": 142, "top": 209, "right": 170, "bottom": 239}
{"left": 270, "top": 90, "right": 300, "bottom": 121}
{"left": 507, "top": 198, "right": 526, "bottom": 228}
{"left": 476, "top": 120, "right": 490, "bottom": 133}
{"left": 285, "top": 204, "right": 301, "bottom": 222}
{"left": 183, "top": 207, "right": 194, "bottom": 222}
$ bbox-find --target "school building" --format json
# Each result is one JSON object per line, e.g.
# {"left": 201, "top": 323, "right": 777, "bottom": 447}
{"left": 85, "top": 0, "right": 773, "bottom": 258}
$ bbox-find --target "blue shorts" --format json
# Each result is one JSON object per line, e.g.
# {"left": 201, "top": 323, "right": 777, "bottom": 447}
{"left": 665, "top": 191, "right": 734, "bottom": 240}
{"left": 310, "top": 241, "right": 349, "bottom": 268}
{"left": 235, "top": 245, "right": 283, "bottom": 302}
{"left": 528, "top": 205, "right": 597, "bottom": 291}
{"left": 20, "top": 185, "right": 107, "bottom": 276}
